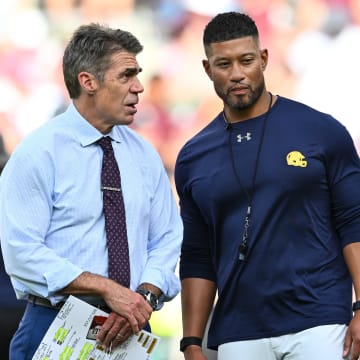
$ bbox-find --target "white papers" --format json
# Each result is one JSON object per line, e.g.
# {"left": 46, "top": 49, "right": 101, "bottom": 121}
{"left": 32, "top": 295, "right": 160, "bottom": 360}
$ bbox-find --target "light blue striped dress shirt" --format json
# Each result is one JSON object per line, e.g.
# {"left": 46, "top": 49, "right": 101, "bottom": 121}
{"left": 0, "top": 102, "right": 183, "bottom": 305}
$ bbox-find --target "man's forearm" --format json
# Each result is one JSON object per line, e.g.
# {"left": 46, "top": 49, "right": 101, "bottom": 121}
{"left": 181, "top": 278, "right": 217, "bottom": 337}
{"left": 343, "top": 242, "right": 360, "bottom": 300}
{"left": 60, "top": 271, "right": 116, "bottom": 299}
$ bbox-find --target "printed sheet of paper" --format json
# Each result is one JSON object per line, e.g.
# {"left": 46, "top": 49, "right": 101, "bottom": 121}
{"left": 32, "top": 295, "right": 160, "bottom": 360}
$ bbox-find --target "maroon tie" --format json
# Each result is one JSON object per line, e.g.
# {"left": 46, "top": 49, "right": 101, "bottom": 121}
{"left": 97, "top": 136, "right": 130, "bottom": 287}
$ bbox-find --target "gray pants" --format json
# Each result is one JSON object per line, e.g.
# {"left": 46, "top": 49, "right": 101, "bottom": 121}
{"left": 218, "top": 324, "right": 348, "bottom": 360}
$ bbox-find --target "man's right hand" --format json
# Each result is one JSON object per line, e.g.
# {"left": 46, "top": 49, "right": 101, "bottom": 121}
{"left": 103, "top": 283, "right": 152, "bottom": 334}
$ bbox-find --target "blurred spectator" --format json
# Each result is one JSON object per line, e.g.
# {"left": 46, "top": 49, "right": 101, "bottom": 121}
{"left": 0, "top": 134, "right": 26, "bottom": 360}
{"left": 288, "top": 0, "right": 360, "bottom": 152}
{"left": 131, "top": 73, "right": 177, "bottom": 171}
{"left": 0, "top": 250, "right": 25, "bottom": 360}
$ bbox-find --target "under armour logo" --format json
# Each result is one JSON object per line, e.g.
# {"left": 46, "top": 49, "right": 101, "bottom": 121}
{"left": 237, "top": 132, "right": 252, "bottom": 142}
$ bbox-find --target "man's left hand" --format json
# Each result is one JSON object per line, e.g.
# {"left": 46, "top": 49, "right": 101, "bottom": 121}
{"left": 343, "top": 311, "right": 360, "bottom": 359}
{"left": 96, "top": 312, "right": 133, "bottom": 349}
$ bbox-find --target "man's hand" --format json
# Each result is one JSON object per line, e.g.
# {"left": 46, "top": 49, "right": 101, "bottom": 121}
{"left": 61, "top": 272, "right": 153, "bottom": 344}
{"left": 343, "top": 312, "right": 360, "bottom": 359}
{"left": 103, "top": 284, "right": 152, "bottom": 335}
{"left": 96, "top": 312, "right": 132, "bottom": 348}
{"left": 184, "top": 345, "right": 208, "bottom": 360}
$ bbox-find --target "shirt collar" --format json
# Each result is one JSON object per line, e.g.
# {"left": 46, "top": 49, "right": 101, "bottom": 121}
{"left": 65, "top": 102, "right": 123, "bottom": 147}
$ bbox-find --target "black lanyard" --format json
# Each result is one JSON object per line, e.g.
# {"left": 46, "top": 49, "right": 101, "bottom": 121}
{"left": 225, "top": 92, "right": 273, "bottom": 262}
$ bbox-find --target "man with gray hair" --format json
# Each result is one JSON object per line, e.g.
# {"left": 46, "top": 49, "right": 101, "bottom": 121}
{"left": 0, "top": 23, "right": 182, "bottom": 359}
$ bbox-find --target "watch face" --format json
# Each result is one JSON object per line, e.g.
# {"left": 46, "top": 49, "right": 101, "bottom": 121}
{"left": 149, "top": 293, "right": 158, "bottom": 310}
{"left": 138, "top": 289, "right": 158, "bottom": 310}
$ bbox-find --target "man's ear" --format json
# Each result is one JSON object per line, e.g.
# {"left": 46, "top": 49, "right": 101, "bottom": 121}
{"left": 260, "top": 49, "right": 269, "bottom": 71}
{"left": 78, "top": 71, "right": 98, "bottom": 95}
{"left": 202, "top": 59, "right": 213, "bottom": 80}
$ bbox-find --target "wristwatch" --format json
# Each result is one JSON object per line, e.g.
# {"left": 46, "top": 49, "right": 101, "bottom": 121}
{"left": 136, "top": 288, "right": 163, "bottom": 311}
{"left": 353, "top": 301, "right": 360, "bottom": 312}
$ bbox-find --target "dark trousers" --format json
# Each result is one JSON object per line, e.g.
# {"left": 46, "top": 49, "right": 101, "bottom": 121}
{"left": 10, "top": 302, "right": 58, "bottom": 360}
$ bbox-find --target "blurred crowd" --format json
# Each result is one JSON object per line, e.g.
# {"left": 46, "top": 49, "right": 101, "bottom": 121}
{"left": 1, "top": 0, "right": 360, "bottom": 359}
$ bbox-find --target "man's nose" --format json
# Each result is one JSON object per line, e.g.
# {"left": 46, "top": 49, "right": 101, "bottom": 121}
{"left": 131, "top": 77, "right": 144, "bottom": 93}
{"left": 230, "top": 63, "right": 245, "bottom": 81}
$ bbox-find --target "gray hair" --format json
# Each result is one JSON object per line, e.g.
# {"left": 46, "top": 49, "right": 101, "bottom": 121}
{"left": 63, "top": 23, "right": 143, "bottom": 99}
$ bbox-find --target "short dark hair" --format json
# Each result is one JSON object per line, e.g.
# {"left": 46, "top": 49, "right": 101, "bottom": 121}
{"left": 63, "top": 23, "right": 143, "bottom": 99}
{"left": 203, "top": 12, "right": 259, "bottom": 47}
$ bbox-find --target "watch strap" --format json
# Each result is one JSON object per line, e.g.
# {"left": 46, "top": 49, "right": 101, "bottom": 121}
{"left": 353, "top": 301, "right": 360, "bottom": 312}
{"left": 180, "top": 336, "right": 202, "bottom": 352}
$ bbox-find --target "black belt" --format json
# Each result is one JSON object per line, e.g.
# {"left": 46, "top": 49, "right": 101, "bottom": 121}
{"left": 28, "top": 295, "right": 111, "bottom": 312}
